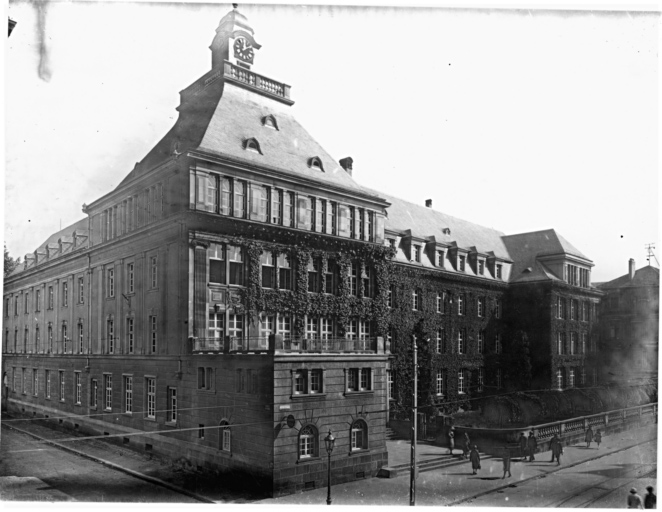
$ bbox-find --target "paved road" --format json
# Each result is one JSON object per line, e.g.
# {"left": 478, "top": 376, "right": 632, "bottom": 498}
{"left": 460, "top": 439, "right": 657, "bottom": 508}
{"left": 0, "top": 425, "right": 199, "bottom": 502}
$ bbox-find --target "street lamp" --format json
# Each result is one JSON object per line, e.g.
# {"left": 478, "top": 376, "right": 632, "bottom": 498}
{"left": 324, "top": 429, "right": 335, "bottom": 505}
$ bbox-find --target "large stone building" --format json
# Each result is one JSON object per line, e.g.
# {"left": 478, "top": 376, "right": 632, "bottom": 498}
{"left": 597, "top": 259, "right": 659, "bottom": 386}
{"left": 3, "top": 6, "right": 605, "bottom": 496}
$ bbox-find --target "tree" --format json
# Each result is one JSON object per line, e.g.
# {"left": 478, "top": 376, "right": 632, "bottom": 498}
{"left": 4, "top": 244, "right": 20, "bottom": 278}
{"left": 503, "top": 329, "right": 533, "bottom": 391}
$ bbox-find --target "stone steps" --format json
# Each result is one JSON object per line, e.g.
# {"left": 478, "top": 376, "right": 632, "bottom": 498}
{"left": 377, "top": 451, "right": 493, "bottom": 478}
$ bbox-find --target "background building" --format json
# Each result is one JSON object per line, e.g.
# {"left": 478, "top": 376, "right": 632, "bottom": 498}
{"left": 597, "top": 259, "right": 659, "bottom": 386}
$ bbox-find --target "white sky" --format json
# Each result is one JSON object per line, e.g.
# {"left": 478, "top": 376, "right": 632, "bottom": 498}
{"left": 3, "top": 1, "right": 659, "bottom": 282}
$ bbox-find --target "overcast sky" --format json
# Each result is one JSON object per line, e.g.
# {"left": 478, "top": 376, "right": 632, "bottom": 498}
{"left": 4, "top": 1, "right": 659, "bottom": 282}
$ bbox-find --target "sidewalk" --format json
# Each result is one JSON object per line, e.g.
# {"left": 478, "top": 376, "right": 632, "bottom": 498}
{"left": 258, "top": 424, "right": 658, "bottom": 506}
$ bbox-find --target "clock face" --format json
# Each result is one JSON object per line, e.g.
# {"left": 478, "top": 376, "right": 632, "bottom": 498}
{"left": 233, "top": 38, "right": 254, "bottom": 64}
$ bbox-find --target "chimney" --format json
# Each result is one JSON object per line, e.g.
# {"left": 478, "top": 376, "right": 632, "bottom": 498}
{"left": 425, "top": 199, "right": 432, "bottom": 208}
{"left": 629, "top": 258, "right": 636, "bottom": 281}
{"left": 339, "top": 157, "right": 353, "bottom": 176}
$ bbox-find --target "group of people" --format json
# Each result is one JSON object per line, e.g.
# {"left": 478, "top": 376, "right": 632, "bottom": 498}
{"left": 628, "top": 487, "right": 656, "bottom": 509}
{"left": 584, "top": 425, "right": 603, "bottom": 448}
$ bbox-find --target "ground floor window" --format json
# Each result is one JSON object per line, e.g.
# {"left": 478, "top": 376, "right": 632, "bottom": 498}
{"left": 220, "top": 420, "right": 231, "bottom": 452}
{"left": 351, "top": 420, "right": 368, "bottom": 451}
{"left": 145, "top": 377, "right": 156, "bottom": 418}
{"left": 168, "top": 387, "right": 177, "bottom": 423}
{"left": 299, "top": 424, "right": 318, "bottom": 458}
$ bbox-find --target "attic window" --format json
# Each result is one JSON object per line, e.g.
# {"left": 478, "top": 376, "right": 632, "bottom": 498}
{"left": 243, "top": 138, "right": 262, "bottom": 154}
{"left": 262, "top": 115, "right": 279, "bottom": 130}
{"left": 308, "top": 157, "right": 324, "bottom": 172}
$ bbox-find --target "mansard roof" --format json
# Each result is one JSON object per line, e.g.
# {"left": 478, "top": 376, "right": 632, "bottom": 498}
{"left": 502, "top": 229, "right": 592, "bottom": 284}
{"left": 118, "top": 73, "right": 380, "bottom": 201}
{"left": 598, "top": 265, "right": 659, "bottom": 290}
{"left": 374, "top": 191, "right": 512, "bottom": 261}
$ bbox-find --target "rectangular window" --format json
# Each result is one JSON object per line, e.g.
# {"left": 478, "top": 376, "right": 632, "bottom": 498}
{"left": 347, "top": 368, "right": 359, "bottom": 391}
{"left": 495, "top": 299, "right": 501, "bottom": 319}
{"left": 580, "top": 367, "right": 586, "bottom": 386}
{"left": 209, "top": 243, "right": 226, "bottom": 284}
{"left": 436, "top": 370, "right": 445, "bottom": 395}
{"left": 233, "top": 180, "right": 246, "bottom": 218}
{"left": 570, "top": 300, "right": 576, "bottom": 320}
{"left": 570, "top": 332, "right": 576, "bottom": 355}
{"left": 168, "top": 388, "right": 177, "bottom": 423}
{"left": 33, "top": 369, "right": 38, "bottom": 397}
{"left": 77, "top": 323, "right": 83, "bottom": 353}
{"left": 316, "top": 199, "right": 325, "bottom": 233}
{"left": 349, "top": 261, "right": 359, "bottom": 296}
{"left": 436, "top": 328, "right": 445, "bottom": 353}
{"left": 46, "top": 370, "right": 51, "bottom": 398}
{"left": 198, "top": 424, "right": 205, "bottom": 439}
{"left": 104, "top": 374, "right": 112, "bottom": 410}
{"left": 48, "top": 286, "right": 54, "bottom": 309}
{"left": 478, "top": 260, "right": 485, "bottom": 275}
{"left": 271, "top": 189, "right": 282, "bottom": 224}
{"left": 90, "top": 379, "right": 98, "bottom": 408}
{"left": 458, "top": 369, "right": 466, "bottom": 394}
{"left": 250, "top": 184, "right": 269, "bottom": 222}
{"left": 35, "top": 290, "right": 41, "bottom": 312}
{"left": 123, "top": 376, "right": 132, "bottom": 412}
{"left": 283, "top": 191, "right": 294, "bottom": 227}
{"left": 458, "top": 295, "right": 465, "bottom": 316}
{"left": 228, "top": 245, "right": 244, "bottom": 286}
{"left": 412, "top": 290, "right": 419, "bottom": 311}
{"left": 127, "top": 318, "right": 134, "bottom": 353}
{"left": 337, "top": 205, "right": 351, "bottom": 237}
{"left": 495, "top": 333, "right": 501, "bottom": 354}
{"left": 260, "top": 251, "right": 275, "bottom": 288}
{"left": 557, "top": 332, "right": 565, "bottom": 355}
{"left": 145, "top": 378, "right": 156, "bottom": 419}
{"left": 278, "top": 253, "right": 292, "bottom": 290}
{"left": 437, "top": 250, "right": 445, "bottom": 267}
{"left": 477, "top": 298, "right": 484, "bottom": 317}
{"left": 387, "top": 370, "right": 394, "bottom": 400}
{"left": 436, "top": 293, "right": 442, "bottom": 313}
{"left": 296, "top": 196, "right": 313, "bottom": 230}
{"left": 478, "top": 368, "right": 484, "bottom": 392}
{"left": 228, "top": 314, "right": 243, "bottom": 339}
{"left": 458, "top": 330, "right": 466, "bottom": 354}
{"left": 320, "top": 318, "right": 333, "bottom": 340}
{"left": 77, "top": 277, "right": 84, "bottom": 304}
{"left": 278, "top": 315, "right": 291, "bottom": 340}
{"left": 294, "top": 370, "right": 307, "bottom": 394}
{"left": 414, "top": 245, "right": 421, "bottom": 263}
{"left": 496, "top": 264, "right": 502, "bottom": 279}
{"left": 107, "top": 269, "right": 114, "bottom": 298}
{"left": 107, "top": 320, "right": 114, "bottom": 354}
{"left": 568, "top": 369, "right": 575, "bottom": 388}
{"left": 209, "top": 312, "right": 224, "bottom": 339}
{"left": 62, "top": 324, "right": 68, "bottom": 353}
{"left": 478, "top": 330, "right": 485, "bottom": 354}
{"left": 127, "top": 263, "right": 134, "bottom": 293}
{"left": 150, "top": 316, "right": 157, "bottom": 353}
{"left": 325, "top": 259, "right": 337, "bottom": 295}
{"left": 59, "top": 371, "right": 65, "bottom": 401}
{"left": 359, "top": 368, "right": 371, "bottom": 391}
{"left": 349, "top": 207, "right": 356, "bottom": 238}
{"left": 310, "top": 369, "right": 323, "bottom": 393}
{"left": 25, "top": 292, "right": 29, "bottom": 314}
{"left": 150, "top": 256, "right": 158, "bottom": 288}
{"left": 557, "top": 369, "right": 563, "bottom": 389}
{"left": 581, "top": 332, "right": 587, "bottom": 354}
{"left": 62, "top": 282, "right": 68, "bottom": 307}
{"left": 307, "top": 258, "right": 320, "bottom": 293}
{"left": 305, "top": 316, "right": 318, "bottom": 340}
{"left": 459, "top": 255, "right": 466, "bottom": 272}
{"left": 220, "top": 177, "right": 232, "bottom": 215}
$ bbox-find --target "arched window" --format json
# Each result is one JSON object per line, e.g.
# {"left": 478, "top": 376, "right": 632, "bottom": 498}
{"left": 219, "top": 420, "right": 231, "bottom": 452}
{"left": 262, "top": 115, "right": 279, "bottom": 130}
{"left": 350, "top": 419, "right": 368, "bottom": 451}
{"left": 299, "top": 424, "right": 318, "bottom": 459}
{"left": 243, "top": 138, "right": 262, "bottom": 154}
{"left": 308, "top": 157, "right": 324, "bottom": 171}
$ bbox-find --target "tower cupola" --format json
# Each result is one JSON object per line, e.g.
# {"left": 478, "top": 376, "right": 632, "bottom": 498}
{"left": 210, "top": 5, "right": 262, "bottom": 70}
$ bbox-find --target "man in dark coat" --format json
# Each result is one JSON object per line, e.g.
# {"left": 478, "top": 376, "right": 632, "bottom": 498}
{"left": 448, "top": 427, "right": 455, "bottom": 456}
{"left": 528, "top": 430, "right": 537, "bottom": 461}
{"left": 585, "top": 425, "right": 594, "bottom": 448}
{"left": 519, "top": 432, "right": 528, "bottom": 461}
{"left": 469, "top": 445, "right": 481, "bottom": 475}
{"left": 645, "top": 486, "right": 656, "bottom": 509}
{"left": 501, "top": 445, "right": 512, "bottom": 478}
{"left": 550, "top": 434, "right": 563, "bottom": 465}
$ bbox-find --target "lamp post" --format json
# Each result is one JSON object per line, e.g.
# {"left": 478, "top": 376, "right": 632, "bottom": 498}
{"left": 324, "top": 429, "right": 335, "bottom": 505}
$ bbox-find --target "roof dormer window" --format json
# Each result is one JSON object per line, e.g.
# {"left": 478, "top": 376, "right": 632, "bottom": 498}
{"left": 308, "top": 157, "right": 324, "bottom": 172}
{"left": 243, "top": 138, "right": 262, "bottom": 154}
{"left": 262, "top": 115, "right": 279, "bottom": 130}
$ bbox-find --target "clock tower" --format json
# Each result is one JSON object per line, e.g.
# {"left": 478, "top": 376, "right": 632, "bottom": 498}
{"left": 210, "top": 5, "right": 262, "bottom": 70}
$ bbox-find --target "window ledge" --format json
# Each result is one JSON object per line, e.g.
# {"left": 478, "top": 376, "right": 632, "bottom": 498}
{"left": 165, "top": 421, "right": 178, "bottom": 428}
{"left": 348, "top": 448, "right": 370, "bottom": 456}
{"left": 296, "top": 456, "right": 321, "bottom": 464}
{"left": 291, "top": 393, "right": 326, "bottom": 400}
{"left": 344, "top": 391, "right": 374, "bottom": 397}
{"left": 144, "top": 417, "right": 157, "bottom": 422}
{"left": 197, "top": 389, "right": 217, "bottom": 395}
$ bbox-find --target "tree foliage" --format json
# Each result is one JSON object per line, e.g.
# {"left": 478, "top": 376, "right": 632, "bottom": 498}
{"left": 4, "top": 244, "right": 20, "bottom": 278}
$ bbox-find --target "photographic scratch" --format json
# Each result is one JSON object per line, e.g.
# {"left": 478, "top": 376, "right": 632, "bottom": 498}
{"left": 32, "top": 0, "right": 52, "bottom": 81}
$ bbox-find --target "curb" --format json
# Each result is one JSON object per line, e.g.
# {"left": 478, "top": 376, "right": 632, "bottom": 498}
{"left": 448, "top": 433, "right": 658, "bottom": 507}
{"left": 2, "top": 422, "right": 216, "bottom": 504}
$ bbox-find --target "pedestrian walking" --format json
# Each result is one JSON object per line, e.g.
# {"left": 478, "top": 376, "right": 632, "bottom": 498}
{"left": 519, "top": 432, "right": 528, "bottom": 461}
{"left": 595, "top": 429, "right": 602, "bottom": 448}
{"left": 501, "top": 445, "right": 512, "bottom": 478}
{"left": 448, "top": 426, "right": 455, "bottom": 456}
{"left": 469, "top": 445, "right": 481, "bottom": 475}
{"left": 629, "top": 488, "right": 644, "bottom": 509}
{"left": 527, "top": 430, "right": 537, "bottom": 461}
{"left": 462, "top": 432, "right": 471, "bottom": 460}
{"left": 585, "top": 425, "right": 594, "bottom": 448}
{"left": 550, "top": 434, "right": 563, "bottom": 465}
{"left": 645, "top": 486, "right": 656, "bottom": 509}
